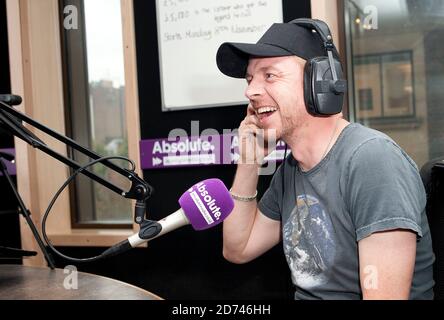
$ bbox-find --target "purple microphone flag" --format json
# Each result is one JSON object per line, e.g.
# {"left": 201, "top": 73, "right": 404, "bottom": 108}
{"left": 179, "top": 178, "right": 234, "bottom": 231}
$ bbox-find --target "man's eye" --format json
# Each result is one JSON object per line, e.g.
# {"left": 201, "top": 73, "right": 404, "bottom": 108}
{"left": 266, "top": 73, "right": 276, "bottom": 79}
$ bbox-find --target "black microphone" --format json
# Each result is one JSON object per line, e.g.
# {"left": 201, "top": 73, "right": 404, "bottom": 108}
{"left": 0, "top": 94, "right": 23, "bottom": 106}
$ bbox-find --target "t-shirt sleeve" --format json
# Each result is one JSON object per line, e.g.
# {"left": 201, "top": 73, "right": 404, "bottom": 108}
{"left": 257, "top": 162, "right": 285, "bottom": 221}
{"left": 345, "top": 138, "right": 426, "bottom": 241}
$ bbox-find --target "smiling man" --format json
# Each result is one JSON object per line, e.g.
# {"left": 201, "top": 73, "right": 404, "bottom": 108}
{"left": 216, "top": 19, "right": 434, "bottom": 300}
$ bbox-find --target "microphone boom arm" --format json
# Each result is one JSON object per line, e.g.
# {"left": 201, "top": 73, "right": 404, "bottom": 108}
{"left": 0, "top": 100, "right": 153, "bottom": 212}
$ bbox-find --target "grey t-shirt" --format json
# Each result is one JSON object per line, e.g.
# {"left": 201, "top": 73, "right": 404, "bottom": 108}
{"left": 258, "top": 123, "right": 435, "bottom": 300}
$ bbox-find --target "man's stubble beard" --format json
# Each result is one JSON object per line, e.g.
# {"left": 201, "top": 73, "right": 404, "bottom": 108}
{"left": 279, "top": 105, "right": 307, "bottom": 143}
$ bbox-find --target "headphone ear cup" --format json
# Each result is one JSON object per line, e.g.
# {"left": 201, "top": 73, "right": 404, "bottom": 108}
{"left": 307, "top": 57, "right": 345, "bottom": 116}
{"left": 303, "top": 59, "right": 317, "bottom": 115}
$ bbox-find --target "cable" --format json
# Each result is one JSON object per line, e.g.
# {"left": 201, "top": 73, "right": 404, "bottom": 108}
{"left": 42, "top": 155, "right": 136, "bottom": 264}
{"left": 281, "top": 143, "right": 288, "bottom": 206}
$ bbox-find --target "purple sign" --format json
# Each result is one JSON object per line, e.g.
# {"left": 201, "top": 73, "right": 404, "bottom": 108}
{"left": 0, "top": 148, "right": 16, "bottom": 176}
{"left": 140, "top": 134, "right": 287, "bottom": 170}
{"left": 140, "top": 135, "right": 222, "bottom": 169}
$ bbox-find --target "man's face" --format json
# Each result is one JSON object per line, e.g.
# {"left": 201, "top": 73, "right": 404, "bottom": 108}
{"left": 245, "top": 55, "right": 307, "bottom": 140}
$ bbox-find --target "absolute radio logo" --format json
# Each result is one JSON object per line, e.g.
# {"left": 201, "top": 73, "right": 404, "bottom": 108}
{"left": 188, "top": 181, "right": 222, "bottom": 225}
{"left": 141, "top": 121, "right": 283, "bottom": 175}
{"left": 152, "top": 139, "right": 214, "bottom": 154}
{"left": 195, "top": 181, "right": 222, "bottom": 221}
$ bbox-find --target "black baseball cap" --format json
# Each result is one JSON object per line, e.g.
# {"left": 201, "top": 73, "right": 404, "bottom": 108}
{"left": 216, "top": 22, "right": 330, "bottom": 79}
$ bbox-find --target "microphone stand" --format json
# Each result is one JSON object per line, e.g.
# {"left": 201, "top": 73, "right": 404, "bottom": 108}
{"left": 0, "top": 151, "right": 54, "bottom": 268}
{"left": 0, "top": 97, "right": 154, "bottom": 266}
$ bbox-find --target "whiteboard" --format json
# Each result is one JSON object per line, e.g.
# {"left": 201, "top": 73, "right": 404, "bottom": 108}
{"left": 156, "top": 0, "right": 283, "bottom": 111}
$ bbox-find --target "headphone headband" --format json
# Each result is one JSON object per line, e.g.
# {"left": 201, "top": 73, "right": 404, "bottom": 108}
{"left": 289, "top": 18, "right": 346, "bottom": 116}
{"left": 289, "top": 18, "right": 340, "bottom": 57}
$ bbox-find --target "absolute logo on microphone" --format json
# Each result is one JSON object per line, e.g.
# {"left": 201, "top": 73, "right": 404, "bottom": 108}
{"left": 179, "top": 178, "right": 234, "bottom": 230}
{"left": 188, "top": 181, "right": 222, "bottom": 225}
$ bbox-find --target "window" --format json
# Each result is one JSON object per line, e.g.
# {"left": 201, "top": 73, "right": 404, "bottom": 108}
{"left": 62, "top": 0, "right": 132, "bottom": 227}
{"left": 344, "top": 0, "right": 444, "bottom": 167}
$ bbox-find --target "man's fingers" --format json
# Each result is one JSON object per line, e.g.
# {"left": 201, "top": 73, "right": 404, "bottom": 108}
{"left": 240, "top": 124, "right": 260, "bottom": 136}
{"left": 243, "top": 115, "right": 260, "bottom": 128}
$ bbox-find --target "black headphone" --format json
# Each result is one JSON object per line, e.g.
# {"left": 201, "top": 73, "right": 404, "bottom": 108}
{"left": 290, "top": 18, "right": 347, "bottom": 116}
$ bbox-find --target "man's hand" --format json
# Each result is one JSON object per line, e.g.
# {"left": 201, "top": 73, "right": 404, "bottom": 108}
{"left": 238, "top": 104, "right": 276, "bottom": 165}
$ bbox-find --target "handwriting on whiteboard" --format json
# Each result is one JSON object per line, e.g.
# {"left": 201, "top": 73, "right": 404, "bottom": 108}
{"left": 160, "top": 0, "right": 272, "bottom": 42}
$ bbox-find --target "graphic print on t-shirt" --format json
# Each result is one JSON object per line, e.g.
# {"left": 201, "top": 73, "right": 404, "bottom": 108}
{"left": 283, "top": 194, "right": 336, "bottom": 289}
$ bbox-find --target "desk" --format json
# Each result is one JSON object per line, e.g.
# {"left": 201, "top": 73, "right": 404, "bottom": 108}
{"left": 0, "top": 265, "right": 162, "bottom": 300}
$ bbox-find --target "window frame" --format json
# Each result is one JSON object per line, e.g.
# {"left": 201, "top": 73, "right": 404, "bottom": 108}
{"left": 8, "top": 0, "right": 143, "bottom": 255}
{"left": 60, "top": 0, "right": 133, "bottom": 229}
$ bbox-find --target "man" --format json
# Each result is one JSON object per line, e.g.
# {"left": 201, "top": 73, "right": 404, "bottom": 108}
{"left": 216, "top": 19, "right": 434, "bottom": 300}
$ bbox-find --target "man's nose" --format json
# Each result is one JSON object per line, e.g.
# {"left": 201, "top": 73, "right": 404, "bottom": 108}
{"left": 245, "top": 79, "right": 265, "bottom": 100}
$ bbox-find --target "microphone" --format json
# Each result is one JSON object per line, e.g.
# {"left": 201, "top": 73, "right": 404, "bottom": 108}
{"left": 101, "top": 178, "right": 234, "bottom": 258}
{"left": 0, "top": 94, "right": 23, "bottom": 106}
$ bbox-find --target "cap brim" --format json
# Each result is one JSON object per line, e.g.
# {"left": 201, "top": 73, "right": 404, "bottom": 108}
{"left": 216, "top": 42, "right": 293, "bottom": 78}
